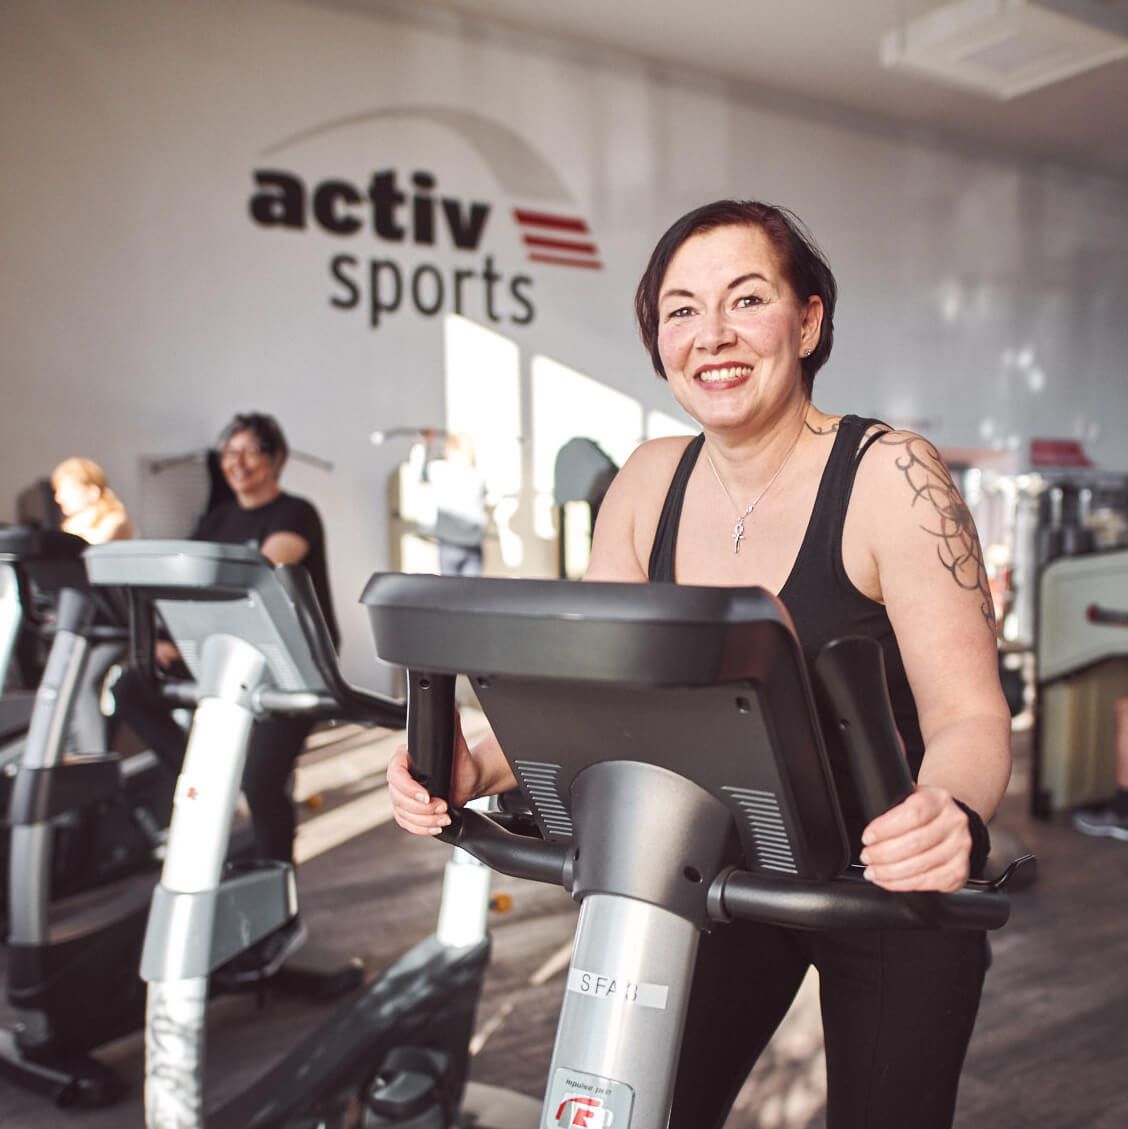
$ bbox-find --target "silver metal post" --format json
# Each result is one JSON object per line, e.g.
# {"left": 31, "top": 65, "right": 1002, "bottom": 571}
{"left": 543, "top": 894, "right": 699, "bottom": 1129}
{"left": 143, "top": 633, "right": 271, "bottom": 1129}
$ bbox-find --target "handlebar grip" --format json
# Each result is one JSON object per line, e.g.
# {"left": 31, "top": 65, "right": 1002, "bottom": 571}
{"left": 54, "top": 587, "right": 95, "bottom": 636}
{"left": 87, "top": 625, "right": 131, "bottom": 643}
{"left": 406, "top": 670, "right": 457, "bottom": 801}
{"left": 443, "top": 807, "right": 569, "bottom": 886}
{"left": 815, "top": 637, "right": 961, "bottom": 928}
{"left": 159, "top": 681, "right": 199, "bottom": 708}
{"left": 716, "top": 869, "right": 1010, "bottom": 932}
{"left": 814, "top": 636, "right": 914, "bottom": 821}
{"left": 255, "top": 689, "right": 338, "bottom": 715}
{"left": 1087, "top": 603, "right": 1128, "bottom": 627}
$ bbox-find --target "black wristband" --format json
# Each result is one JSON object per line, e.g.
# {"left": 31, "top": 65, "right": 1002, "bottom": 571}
{"left": 954, "top": 799, "right": 991, "bottom": 879}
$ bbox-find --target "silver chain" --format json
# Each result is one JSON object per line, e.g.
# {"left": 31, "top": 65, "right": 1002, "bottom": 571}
{"left": 703, "top": 415, "right": 806, "bottom": 553}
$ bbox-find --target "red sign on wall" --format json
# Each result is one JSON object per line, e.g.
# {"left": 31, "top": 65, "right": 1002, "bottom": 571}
{"left": 1030, "top": 439, "right": 1092, "bottom": 468}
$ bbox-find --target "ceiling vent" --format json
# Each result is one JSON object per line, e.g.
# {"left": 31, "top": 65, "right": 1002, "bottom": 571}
{"left": 881, "top": 0, "right": 1128, "bottom": 98}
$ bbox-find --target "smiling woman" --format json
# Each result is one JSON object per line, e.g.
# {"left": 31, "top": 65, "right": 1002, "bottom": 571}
{"left": 111, "top": 411, "right": 339, "bottom": 871}
{"left": 651, "top": 222, "right": 819, "bottom": 449}
{"left": 385, "top": 199, "right": 1012, "bottom": 1129}
{"left": 635, "top": 199, "right": 836, "bottom": 396}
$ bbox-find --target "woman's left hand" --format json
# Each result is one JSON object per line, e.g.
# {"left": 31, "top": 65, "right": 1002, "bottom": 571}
{"left": 858, "top": 786, "right": 972, "bottom": 893}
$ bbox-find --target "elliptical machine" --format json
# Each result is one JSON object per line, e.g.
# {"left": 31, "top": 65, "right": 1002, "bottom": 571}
{"left": 362, "top": 572, "right": 1030, "bottom": 1128}
{"left": 0, "top": 529, "right": 94, "bottom": 815}
{"left": 0, "top": 528, "right": 174, "bottom": 1105}
{"left": 84, "top": 541, "right": 535, "bottom": 1129}
{"left": 0, "top": 528, "right": 172, "bottom": 897}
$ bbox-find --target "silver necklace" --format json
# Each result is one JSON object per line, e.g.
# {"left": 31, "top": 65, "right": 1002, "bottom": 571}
{"left": 703, "top": 417, "right": 806, "bottom": 554}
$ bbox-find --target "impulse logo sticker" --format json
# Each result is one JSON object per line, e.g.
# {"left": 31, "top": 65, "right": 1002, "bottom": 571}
{"left": 547, "top": 1070, "right": 632, "bottom": 1129}
{"left": 555, "top": 1094, "right": 614, "bottom": 1127}
{"left": 247, "top": 105, "right": 604, "bottom": 330}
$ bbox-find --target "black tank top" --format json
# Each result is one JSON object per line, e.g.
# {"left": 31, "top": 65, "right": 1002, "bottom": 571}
{"left": 647, "top": 415, "right": 925, "bottom": 850}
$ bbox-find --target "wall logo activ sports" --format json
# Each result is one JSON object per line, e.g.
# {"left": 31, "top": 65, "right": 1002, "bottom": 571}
{"left": 248, "top": 105, "right": 603, "bottom": 331}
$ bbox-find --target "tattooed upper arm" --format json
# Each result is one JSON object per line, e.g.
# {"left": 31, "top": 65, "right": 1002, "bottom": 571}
{"left": 853, "top": 429, "right": 1011, "bottom": 813}
{"left": 868, "top": 430, "right": 995, "bottom": 633}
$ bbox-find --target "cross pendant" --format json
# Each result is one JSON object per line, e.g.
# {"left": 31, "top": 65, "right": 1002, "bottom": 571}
{"left": 732, "top": 518, "right": 746, "bottom": 554}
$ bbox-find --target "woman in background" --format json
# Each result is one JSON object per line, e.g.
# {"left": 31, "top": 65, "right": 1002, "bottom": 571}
{"left": 52, "top": 457, "right": 135, "bottom": 544}
{"left": 46, "top": 458, "right": 134, "bottom": 751}
{"left": 111, "top": 412, "right": 336, "bottom": 867}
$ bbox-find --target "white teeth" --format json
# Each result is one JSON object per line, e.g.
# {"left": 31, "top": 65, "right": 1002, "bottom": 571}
{"left": 697, "top": 366, "right": 751, "bottom": 383}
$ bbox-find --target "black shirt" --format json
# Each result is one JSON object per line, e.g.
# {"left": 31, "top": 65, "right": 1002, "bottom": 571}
{"left": 193, "top": 491, "right": 339, "bottom": 649}
{"left": 647, "top": 415, "right": 923, "bottom": 853}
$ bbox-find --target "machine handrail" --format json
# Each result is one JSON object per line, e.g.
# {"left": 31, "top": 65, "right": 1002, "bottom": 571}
{"left": 85, "top": 540, "right": 405, "bottom": 731}
{"left": 438, "top": 806, "right": 1013, "bottom": 931}
{"left": 158, "top": 680, "right": 341, "bottom": 718}
{"left": 0, "top": 527, "right": 87, "bottom": 563}
{"left": 363, "top": 574, "right": 1023, "bottom": 936}
{"left": 714, "top": 866, "right": 1010, "bottom": 931}
{"left": 275, "top": 564, "right": 405, "bottom": 729}
{"left": 0, "top": 526, "right": 126, "bottom": 628}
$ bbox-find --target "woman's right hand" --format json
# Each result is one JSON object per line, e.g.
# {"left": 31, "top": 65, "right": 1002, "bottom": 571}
{"left": 386, "top": 708, "right": 476, "bottom": 835}
{"left": 387, "top": 745, "right": 456, "bottom": 836}
{"left": 386, "top": 713, "right": 516, "bottom": 835}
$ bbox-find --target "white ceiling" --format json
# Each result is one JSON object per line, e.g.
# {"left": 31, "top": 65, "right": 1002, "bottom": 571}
{"left": 317, "top": 0, "right": 1128, "bottom": 182}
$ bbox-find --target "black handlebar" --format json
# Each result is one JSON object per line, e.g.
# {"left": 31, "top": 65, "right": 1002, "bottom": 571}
{"left": 437, "top": 807, "right": 1012, "bottom": 932}
{"left": 159, "top": 681, "right": 357, "bottom": 720}
{"left": 815, "top": 637, "right": 957, "bottom": 926}
{"left": 714, "top": 867, "right": 1009, "bottom": 932}
{"left": 419, "top": 632, "right": 1013, "bottom": 933}
{"left": 363, "top": 572, "right": 1019, "bottom": 935}
{"left": 814, "top": 637, "right": 914, "bottom": 818}
{"left": 406, "top": 671, "right": 457, "bottom": 801}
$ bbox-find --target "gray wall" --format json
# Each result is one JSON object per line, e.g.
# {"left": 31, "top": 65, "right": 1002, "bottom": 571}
{"left": 2, "top": 0, "right": 1126, "bottom": 685}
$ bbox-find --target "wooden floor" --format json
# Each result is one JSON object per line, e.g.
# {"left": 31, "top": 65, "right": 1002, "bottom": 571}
{"left": 1, "top": 720, "right": 1125, "bottom": 1128}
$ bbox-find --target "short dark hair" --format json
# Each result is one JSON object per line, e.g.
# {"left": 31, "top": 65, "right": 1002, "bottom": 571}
{"left": 634, "top": 200, "right": 837, "bottom": 395}
{"left": 217, "top": 412, "right": 289, "bottom": 467}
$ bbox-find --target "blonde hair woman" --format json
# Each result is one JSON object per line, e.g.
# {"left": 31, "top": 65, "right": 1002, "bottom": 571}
{"left": 51, "top": 457, "right": 135, "bottom": 544}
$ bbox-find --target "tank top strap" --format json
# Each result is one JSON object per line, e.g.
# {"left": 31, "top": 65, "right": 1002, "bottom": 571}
{"left": 839, "top": 414, "right": 891, "bottom": 522}
{"left": 798, "top": 414, "right": 891, "bottom": 586}
{"left": 647, "top": 434, "right": 704, "bottom": 582}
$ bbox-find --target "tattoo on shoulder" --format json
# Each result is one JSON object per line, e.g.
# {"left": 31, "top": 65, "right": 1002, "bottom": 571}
{"left": 805, "top": 417, "right": 841, "bottom": 435}
{"left": 876, "top": 433, "right": 995, "bottom": 630}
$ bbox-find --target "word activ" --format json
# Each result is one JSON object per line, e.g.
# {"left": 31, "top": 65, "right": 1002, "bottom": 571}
{"left": 249, "top": 167, "right": 539, "bottom": 328}
{"left": 250, "top": 169, "right": 490, "bottom": 248}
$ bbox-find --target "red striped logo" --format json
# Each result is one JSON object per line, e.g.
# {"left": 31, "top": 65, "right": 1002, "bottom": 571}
{"left": 513, "top": 208, "right": 603, "bottom": 270}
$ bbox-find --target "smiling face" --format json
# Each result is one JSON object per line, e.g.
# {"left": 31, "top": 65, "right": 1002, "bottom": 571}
{"left": 656, "top": 223, "right": 822, "bottom": 438}
{"left": 219, "top": 428, "right": 283, "bottom": 506}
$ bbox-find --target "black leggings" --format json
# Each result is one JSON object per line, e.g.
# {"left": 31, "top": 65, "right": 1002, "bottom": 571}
{"left": 671, "top": 919, "right": 987, "bottom": 1129}
{"left": 111, "top": 667, "right": 312, "bottom": 864}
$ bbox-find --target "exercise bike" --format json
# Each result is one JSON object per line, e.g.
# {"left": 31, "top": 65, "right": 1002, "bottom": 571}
{"left": 85, "top": 541, "right": 537, "bottom": 1129}
{"left": 0, "top": 528, "right": 172, "bottom": 900}
{"left": 361, "top": 572, "right": 1031, "bottom": 1128}
{"left": 0, "top": 528, "right": 175, "bottom": 1105}
{"left": 0, "top": 527, "right": 89, "bottom": 824}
